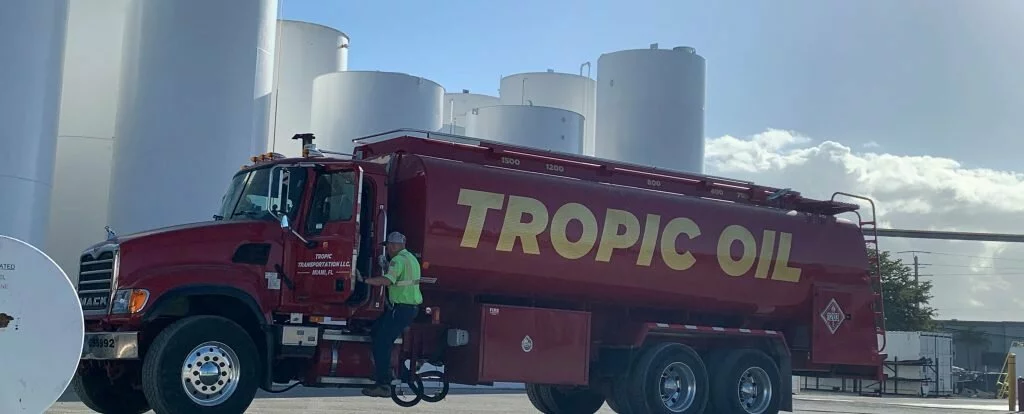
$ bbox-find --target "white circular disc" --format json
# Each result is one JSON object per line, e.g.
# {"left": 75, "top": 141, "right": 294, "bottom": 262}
{"left": 0, "top": 235, "right": 85, "bottom": 413}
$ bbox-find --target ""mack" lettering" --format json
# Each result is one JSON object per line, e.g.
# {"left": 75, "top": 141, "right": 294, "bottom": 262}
{"left": 81, "top": 295, "right": 109, "bottom": 308}
{"left": 456, "top": 188, "right": 802, "bottom": 283}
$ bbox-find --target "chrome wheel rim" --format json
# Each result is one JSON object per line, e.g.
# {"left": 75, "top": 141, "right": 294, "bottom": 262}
{"left": 659, "top": 361, "right": 697, "bottom": 412}
{"left": 736, "top": 366, "right": 772, "bottom": 414}
{"left": 180, "top": 341, "right": 241, "bottom": 406}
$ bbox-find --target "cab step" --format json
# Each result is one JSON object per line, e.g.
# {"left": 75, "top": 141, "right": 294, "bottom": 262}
{"left": 322, "top": 329, "right": 403, "bottom": 344}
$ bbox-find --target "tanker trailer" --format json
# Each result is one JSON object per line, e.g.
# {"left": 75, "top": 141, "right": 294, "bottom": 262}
{"left": 351, "top": 130, "right": 886, "bottom": 414}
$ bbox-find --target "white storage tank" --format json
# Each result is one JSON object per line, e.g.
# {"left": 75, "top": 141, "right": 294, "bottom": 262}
{"left": 108, "top": 0, "right": 278, "bottom": 235}
{"left": 0, "top": 0, "right": 69, "bottom": 248}
{"left": 310, "top": 71, "right": 444, "bottom": 155}
{"left": 465, "top": 105, "right": 583, "bottom": 154}
{"left": 499, "top": 69, "right": 595, "bottom": 156}
{"left": 252, "top": 1, "right": 277, "bottom": 160}
{"left": 268, "top": 20, "right": 349, "bottom": 156}
{"left": 442, "top": 90, "right": 499, "bottom": 135}
{"left": 47, "top": 0, "right": 130, "bottom": 279}
{"left": 595, "top": 45, "right": 706, "bottom": 173}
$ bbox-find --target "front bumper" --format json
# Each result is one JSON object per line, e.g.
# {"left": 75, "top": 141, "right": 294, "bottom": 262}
{"left": 81, "top": 331, "right": 140, "bottom": 360}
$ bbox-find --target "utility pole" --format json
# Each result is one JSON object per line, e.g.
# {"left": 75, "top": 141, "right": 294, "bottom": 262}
{"left": 897, "top": 250, "right": 932, "bottom": 310}
{"left": 913, "top": 255, "right": 919, "bottom": 287}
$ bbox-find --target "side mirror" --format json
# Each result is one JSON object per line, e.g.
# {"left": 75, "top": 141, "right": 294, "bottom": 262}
{"left": 279, "top": 214, "right": 317, "bottom": 249}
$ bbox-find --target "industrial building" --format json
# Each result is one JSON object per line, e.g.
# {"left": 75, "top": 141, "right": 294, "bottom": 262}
{"left": 936, "top": 319, "right": 1024, "bottom": 372}
{"left": 0, "top": 2, "right": 708, "bottom": 283}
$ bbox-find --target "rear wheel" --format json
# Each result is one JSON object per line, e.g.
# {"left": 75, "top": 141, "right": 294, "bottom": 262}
{"left": 606, "top": 372, "right": 636, "bottom": 413}
{"left": 627, "top": 342, "right": 709, "bottom": 414}
{"left": 708, "top": 348, "right": 781, "bottom": 414}
{"left": 526, "top": 383, "right": 605, "bottom": 414}
{"left": 141, "top": 315, "right": 261, "bottom": 414}
{"left": 70, "top": 364, "right": 150, "bottom": 414}
{"left": 526, "top": 383, "right": 554, "bottom": 413}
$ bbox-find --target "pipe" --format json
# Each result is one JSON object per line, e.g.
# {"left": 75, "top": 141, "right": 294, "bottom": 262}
{"left": 579, "top": 61, "right": 591, "bottom": 78}
{"left": 521, "top": 78, "right": 527, "bottom": 105}
{"left": 869, "top": 228, "right": 1024, "bottom": 243}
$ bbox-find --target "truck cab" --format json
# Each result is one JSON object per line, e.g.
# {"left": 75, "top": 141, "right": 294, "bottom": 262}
{"left": 71, "top": 143, "right": 428, "bottom": 413}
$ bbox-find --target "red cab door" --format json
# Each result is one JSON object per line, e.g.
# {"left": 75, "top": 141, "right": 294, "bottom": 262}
{"left": 285, "top": 166, "right": 363, "bottom": 308}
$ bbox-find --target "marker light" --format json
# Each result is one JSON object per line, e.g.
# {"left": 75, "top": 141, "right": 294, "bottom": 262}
{"left": 110, "top": 289, "right": 150, "bottom": 314}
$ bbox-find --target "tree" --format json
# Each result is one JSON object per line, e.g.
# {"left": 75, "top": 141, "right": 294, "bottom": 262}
{"left": 868, "top": 249, "right": 938, "bottom": 332}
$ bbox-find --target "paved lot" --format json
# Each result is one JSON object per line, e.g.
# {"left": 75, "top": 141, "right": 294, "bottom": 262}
{"left": 45, "top": 388, "right": 1013, "bottom": 413}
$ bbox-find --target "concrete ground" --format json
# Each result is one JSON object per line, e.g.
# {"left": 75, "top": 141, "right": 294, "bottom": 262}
{"left": 45, "top": 388, "right": 1014, "bottom": 413}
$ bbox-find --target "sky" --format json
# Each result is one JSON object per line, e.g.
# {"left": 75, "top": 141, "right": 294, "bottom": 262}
{"left": 282, "top": 0, "right": 1024, "bottom": 322}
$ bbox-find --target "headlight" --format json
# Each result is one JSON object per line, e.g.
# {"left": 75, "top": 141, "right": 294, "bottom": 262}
{"left": 110, "top": 289, "right": 150, "bottom": 315}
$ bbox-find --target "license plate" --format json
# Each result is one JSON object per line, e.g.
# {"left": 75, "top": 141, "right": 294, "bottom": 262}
{"left": 86, "top": 336, "right": 118, "bottom": 349}
{"left": 82, "top": 332, "right": 139, "bottom": 360}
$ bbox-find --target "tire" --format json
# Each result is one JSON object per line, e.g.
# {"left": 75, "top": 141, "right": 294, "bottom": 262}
{"left": 526, "top": 383, "right": 555, "bottom": 414}
{"left": 626, "top": 342, "right": 709, "bottom": 414}
{"left": 141, "top": 315, "right": 261, "bottom": 414}
{"left": 534, "top": 385, "right": 605, "bottom": 414}
{"left": 607, "top": 372, "right": 636, "bottom": 414}
{"left": 708, "top": 348, "right": 782, "bottom": 414}
{"left": 70, "top": 365, "right": 150, "bottom": 414}
{"left": 604, "top": 378, "right": 632, "bottom": 414}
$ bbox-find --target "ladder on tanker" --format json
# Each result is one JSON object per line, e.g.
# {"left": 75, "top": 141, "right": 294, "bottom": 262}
{"left": 997, "top": 341, "right": 1024, "bottom": 399}
{"left": 832, "top": 192, "right": 888, "bottom": 356}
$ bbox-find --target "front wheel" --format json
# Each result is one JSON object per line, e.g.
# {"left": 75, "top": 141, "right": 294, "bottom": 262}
{"left": 141, "top": 315, "right": 261, "bottom": 414}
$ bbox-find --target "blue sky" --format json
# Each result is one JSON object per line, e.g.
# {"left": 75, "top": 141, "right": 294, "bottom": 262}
{"left": 283, "top": 0, "right": 1024, "bottom": 171}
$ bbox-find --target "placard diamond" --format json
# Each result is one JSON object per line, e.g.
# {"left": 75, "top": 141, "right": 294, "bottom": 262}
{"left": 820, "top": 298, "right": 845, "bottom": 334}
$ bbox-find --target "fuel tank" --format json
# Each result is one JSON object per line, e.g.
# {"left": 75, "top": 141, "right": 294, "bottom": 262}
{"left": 390, "top": 153, "right": 874, "bottom": 321}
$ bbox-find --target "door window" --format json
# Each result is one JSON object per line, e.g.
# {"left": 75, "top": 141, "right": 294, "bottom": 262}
{"left": 306, "top": 170, "right": 357, "bottom": 235}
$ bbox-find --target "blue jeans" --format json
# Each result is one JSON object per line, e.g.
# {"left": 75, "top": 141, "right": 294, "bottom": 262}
{"left": 372, "top": 304, "right": 418, "bottom": 386}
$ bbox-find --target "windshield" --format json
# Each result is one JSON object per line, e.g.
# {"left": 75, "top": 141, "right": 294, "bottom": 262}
{"left": 218, "top": 166, "right": 307, "bottom": 222}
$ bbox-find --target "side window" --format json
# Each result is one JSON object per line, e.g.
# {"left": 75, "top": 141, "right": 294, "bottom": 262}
{"left": 281, "top": 167, "right": 307, "bottom": 222}
{"left": 306, "top": 171, "right": 356, "bottom": 234}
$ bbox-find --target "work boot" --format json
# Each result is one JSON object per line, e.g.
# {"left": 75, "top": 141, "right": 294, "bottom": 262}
{"left": 361, "top": 384, "right": 390, "bottom": 398}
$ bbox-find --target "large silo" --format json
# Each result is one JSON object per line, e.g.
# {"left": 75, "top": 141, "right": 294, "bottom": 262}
{"left": 47, "top": 0, "right": 129, "bottom": 279}
{"left": 252, "top": 1, "right": 278, "bottom": 158}
{"left": 442, "top": 91, "right": 499, "bottom": 135}
{"left": 465, "top": 105, "right": 583, "bottom": 154}
{"left": 498, "top": 69, "right": 595, "bottom": 156}
{"left": 0, "top": 0, "right": 69, "bottom": 248}
{"left": 268, "top": 20, "right": 350, "bottom": 156}
{"left": 107, "top": 0, "right": 278, "bottom": 235}
{"left": 595, "top": 45, "right": 706, "bottom": 173}
{"left": 310, "top": 71, "right": 444, "bottom": 155}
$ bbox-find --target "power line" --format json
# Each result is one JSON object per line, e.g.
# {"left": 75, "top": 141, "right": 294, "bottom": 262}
{"left": 928, "top": 263, "right": 1024, "bottom": 271}
{"left": 896, "top": 250, "right": 1024, "bottom": 265}
{"left": 921, "top": 273, "right": 1024, "bottom": 277}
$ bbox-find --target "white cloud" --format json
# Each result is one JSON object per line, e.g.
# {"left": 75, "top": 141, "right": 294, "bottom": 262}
{"left": 705, "top": 129, "right": 1024, "bottom": 321}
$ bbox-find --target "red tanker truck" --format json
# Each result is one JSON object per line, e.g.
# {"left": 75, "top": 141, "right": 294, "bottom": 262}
{"left": 71, "top": 129, "right": 885, "bottom": 414}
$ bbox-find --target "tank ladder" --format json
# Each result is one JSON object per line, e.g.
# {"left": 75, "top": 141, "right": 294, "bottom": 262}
{"left": 832, "top": 192, "right": 887, "bottom": 356}
{"left": 997, "top": 341, "right": 1024, "bottom": 399}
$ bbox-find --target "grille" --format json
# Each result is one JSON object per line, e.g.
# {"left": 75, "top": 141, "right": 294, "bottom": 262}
{"left": 78, "top": 249, "right": 116, "bottom": 313}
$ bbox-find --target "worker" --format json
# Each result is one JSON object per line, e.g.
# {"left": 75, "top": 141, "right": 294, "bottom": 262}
{"left": 360, "top": 231, "right": 423, "bottom": 398}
